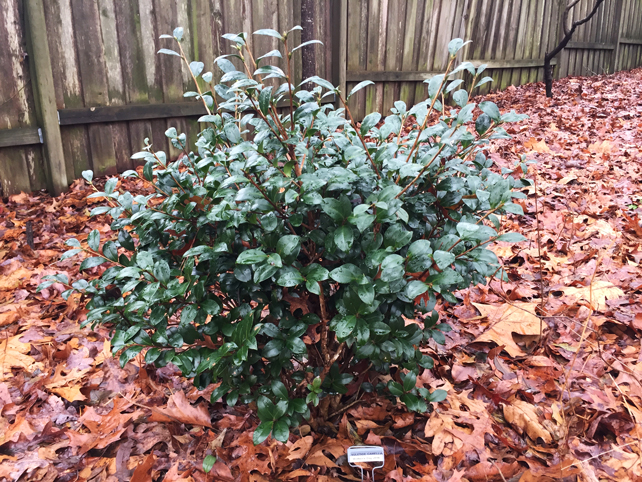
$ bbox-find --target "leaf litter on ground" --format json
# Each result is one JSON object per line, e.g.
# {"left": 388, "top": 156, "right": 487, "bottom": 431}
{"left": 1, "top": 68, "right": 642, "bottom": 481}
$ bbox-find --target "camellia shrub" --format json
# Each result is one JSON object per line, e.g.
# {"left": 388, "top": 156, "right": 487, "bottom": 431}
{"left": 41, "top": 27, "right": 529, "bottom": 444}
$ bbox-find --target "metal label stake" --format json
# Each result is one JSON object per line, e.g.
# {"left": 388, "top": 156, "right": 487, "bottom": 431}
{"left": 347, "top": 446, "right": 385, "bottom": 481}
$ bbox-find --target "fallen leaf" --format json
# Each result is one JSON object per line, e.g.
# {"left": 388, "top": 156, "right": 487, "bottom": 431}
{"left": 163, "top": 463, "right": 195, "bottom": 482}
{"left": 8, "top": 192, "right": 29, "bottom": 204}
{"left": 557, "top": 175, "right": 577, "bottom": 185}
{"left": 588, "top": 139, "right": 613, "bottom": 154}
{"left": 503, "top": 400, "right": 553, "bottom": 444}
{"left": 148, "top": 390, "right": 212, "bottom": 427}
{"left": 465, "top": 461, "right": 521, "bottom": 481}
{"left": 0, "top": 335, "right": 43, "bottom": 381}
{"left": 306, "top": 449, "right": 339, "bottom": 468}
{"left": 524, "top": 138, "right": 552, "bottom": 154}
{"left": 130, "top": 453, "right": 155, "bottom": 482}
{"left": 287, "top": 436, "right": 313, "bottom": 460}
{"left": 424, "top": 412, "right": 463, "bottom": 456}
{"left": 472, "top": 302, "right": 542, "bottom": 356}
{"left": 562, "top": 280, "right": 624, "bottom": 312}
{"left": 354, "top": 419, "right": 380, "bottom": 435}
{"left": 1, "top": 412, "right": 37, "bottom": 445}
{"left": 50, "top": 385, "right": 86, "bottom": 402}
{"left": 285, "top": 469, "right": 315, "bottom": 479}
{"left": 0, "top": 268, "right": 32, "bottom": 290}
{"left": 209, "top": 461, "right": 234, "bottom": 481}
{"left": 392, "top": 412, "right": 414, "bottom": 429}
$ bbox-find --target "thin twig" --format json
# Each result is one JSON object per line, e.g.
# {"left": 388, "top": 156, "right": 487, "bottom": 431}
{"left": 533, "top": 172, "right": 547, "bottom": 345}
{"left": 337, "top": 95, "right": 381, "bottom": 178}
{"left": 404, "top": 57, "right": 455, "bottom": 164}
{"left": 394, "top": 144, "right": 447, "bottom": 199}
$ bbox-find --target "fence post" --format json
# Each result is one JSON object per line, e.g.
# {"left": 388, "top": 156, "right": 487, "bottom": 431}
{"left": 24, "top": 0, "right": 68, "bottom": 196}
{"left": 612, "top": 0, "right": 624, "bottom": 73}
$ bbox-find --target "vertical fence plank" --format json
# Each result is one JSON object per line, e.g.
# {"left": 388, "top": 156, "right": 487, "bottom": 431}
{"left": 98, "top": 0, "right": 132, "bottom": 173}
{"left": 138, "top": 0, "right": 169, "bottom": 158}
{"left": 413, "top": 0, "right": 439, "bottom": 105}
{"left": 345, "top": 0, "right": 364, "bottom": 116}
{"left": 510, "top": 0, "right": 530, "bottom": 86}
{"left": 211, "top": 0, "right": 224, "bottom": 86}
{"left": 114, "top": 0, "right": 153, "bottom": 160}
{"left": 536, "top": 0, "right": 552, "bottom": 82}
{"left": 433, "top": 0, "right": 457, "bottom": 72}
{"left": 527, "top": 0, "right": 546, "bottom": 83}
{"left": 43, "top": 0, "right": 91, "bottom": 180}
{"left": 15, "top": 0, "right": 48, "bottom": 193}
{"left": 487, "top": 0, "right": 511, "bottom": 93}
{"left": 24, "top": 0, "right": 68, "bottom": 195}
{"left": 332, "top": 0, "right": 348, "bottom": 100}
{"left": 0, "top": 0, "right": 33, "bottom": 195}
{"left": 399, "top": 0, "right": 425, "bottom": 108}
{"left": 499, "top": 0, "right": 520, "bottom": 89}
{"left": 382, "top": 0, "right": 406, "bottom": 114}
{"left": 187, "top": 0, "right": 214, "bottom": 149}
{"left": 476, "top": 0, "right": 501, "bottom": 94}
{"left": 71, "top": 0, "right": 118, "bottom": 177}
{"left": 154, "top": 0, "right": 186, "bottom": 161}
{"left": 364, "top": 0, "right": 378, "bottom": 115}
{"left": 611, "top": 0, "right": 622, "bottom": 72}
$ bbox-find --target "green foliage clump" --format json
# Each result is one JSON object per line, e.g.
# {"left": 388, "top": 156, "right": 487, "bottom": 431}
{"left": 41, "top": 27, "right": 530, "bottom": 444}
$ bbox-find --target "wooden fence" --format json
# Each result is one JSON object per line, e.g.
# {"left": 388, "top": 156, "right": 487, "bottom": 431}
{"left": 1, "top": 0, "right": 641, "bottom": 196}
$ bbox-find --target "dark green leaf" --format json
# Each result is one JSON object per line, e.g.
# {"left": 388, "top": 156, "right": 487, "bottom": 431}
{"left": 203, "top": 455, "right": 217, "bottom": 473}
{"left": 388, "top": 381, "right": 404, "bottom": 397}
{"left": 237, "top": 249, "right": 267, "bottom": 264}
{"left": 272, "top": 419, "right": 290, "bottom": 443}
{"left": 475, "top": 113, "right": 492, "bottom": 135}
{"left": 400, "top": 393, "right": 427, "bottom": 412}
{"left": 259, "top": 88, "right": 272, "bottom": 115}
{"left": 303, "top": 264, "right": 329, "bottom": 283}
{"left": 276, "top": 235, "right": 301, "bottom": 258}
{"left": 272, "top": 381, "right": 289, "bottom": 400}
{"left": 334, "top": 225, "right": 353, "bottom": 252}
{"left": 348, "top": 80, "right": 374, "bottom": 98}
{"left": 158, "top": 48, "right": 180, "bottom": 57}
{"left": 145, "top": 348, "right": 162, "bottom": 364}
{"left": 432, "top": 250, "right": 455, "bottom": 270}
{"left": 87, "top": 230, "right": 100, "bottom": 251}
{"left": 402, "top": 372, "right": 416, "bottom": 392}
{"left": 321, "top": 196, "right": 351, "bottom": 222}
{"left": 360, "top": 112, "right": 381, "bottom": 136}
{"left": 277, "top": 267, "right": 305, "bottom": 287}
{"left": 224, "top": 123, "right": 241, "bottom": 144}
{"left": 253, "top": 28, "right": 283, "bottom": 39}
{"left": 119, "top": 346, "right": 143, "bottom": 367}
{"left": 479, "top": 101, "right": 501, "bottom": 122}
{"left": 253, "top": 421, "right": 273, "bottom": 445}
{"left": 333, "top": 315, "right": 357, "bottom": 339}
{"left": 154, "top": 260, "right": 170, "bottom": 284}
{"left": 404, "top": 280, "right": 429, "bottom": 299}
{"left": 80, "top": 257, "right": 107, "bottom": 271}
{"left": 119, "top": 230, "right": 135, "bottom": 251}
{"left": 330, "top": 264, "right": 363, "bottom": 284}
{"left": 291, "top": 39, "right": 323, "bottom": 52}
{"left": 428, "top": 389, "right": 448, "bottom": 403}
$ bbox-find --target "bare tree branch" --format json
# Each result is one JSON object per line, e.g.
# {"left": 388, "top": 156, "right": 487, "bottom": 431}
{"left": 544, "top": 0, "right": 606, "bottom": 97}
{"left": 563, "top": 0, "right": 584, "bottom": 36}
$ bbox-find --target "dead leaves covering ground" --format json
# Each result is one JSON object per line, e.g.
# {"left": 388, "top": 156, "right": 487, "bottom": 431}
{"left": 2, "top": 69, "right": 642, "bottom": 481}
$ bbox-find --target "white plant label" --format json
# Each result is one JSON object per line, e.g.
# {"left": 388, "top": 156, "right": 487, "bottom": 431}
{"left": 347, "top": 446, "right": 385, "bottom": 464}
